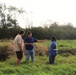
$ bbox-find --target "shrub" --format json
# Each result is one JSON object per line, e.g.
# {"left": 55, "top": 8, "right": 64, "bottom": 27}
{"left": 0, "top": 41, "right": 14, "bottom": 61}
{"left": 34, "top": 43, "right": 49, "bottom": 56}
{"left": 0, "top": 46, "right": 9, "bottom": 61}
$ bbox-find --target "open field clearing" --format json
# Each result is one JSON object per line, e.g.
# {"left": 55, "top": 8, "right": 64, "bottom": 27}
{"left": 0, "top": 40, "right": 76, "bottom": 75}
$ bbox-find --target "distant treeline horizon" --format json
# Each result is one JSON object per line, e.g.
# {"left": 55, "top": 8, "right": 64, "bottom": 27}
{"left": 0, "top": 23, "right": 76, "bottom": 40}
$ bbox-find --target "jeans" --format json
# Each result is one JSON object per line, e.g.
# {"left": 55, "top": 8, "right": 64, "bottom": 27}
{"left": 26, "top": 49, "right": 34, "bottom": 62}
{"left": 49, "top": 53, "right": 57, "bottom": 64}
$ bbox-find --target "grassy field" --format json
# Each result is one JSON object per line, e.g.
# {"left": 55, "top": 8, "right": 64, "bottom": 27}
{"left": 40, "top": 40, "right": 76, "bottom": 50}
{"left": 0, "top": 55, "right": 76, "bottom": 75}
{"left": 38, "top": 40, "right": 76, "bottom": 55}
{"left": 0, "top": 40, "right": 76, "bottom": 75}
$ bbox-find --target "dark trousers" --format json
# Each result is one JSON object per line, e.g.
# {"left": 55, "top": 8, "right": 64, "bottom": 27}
{"left": 49, "top": 53, "right": 57, "bottom": 64}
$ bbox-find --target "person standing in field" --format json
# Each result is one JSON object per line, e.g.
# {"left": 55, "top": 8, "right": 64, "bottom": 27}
{"left": 49, "top": 36, "right": 58, "bottom": 64}
{"left": 24, "top": 31, "right": 44, "bottom": 62}
{"left": 14, "top": 30, "right": 25, "bottom": 65}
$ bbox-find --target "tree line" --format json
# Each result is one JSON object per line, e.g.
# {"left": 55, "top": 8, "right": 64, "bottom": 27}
{"left": 0, "top": 3, "right": 76, "bottom": 40}
{"left": 25, "top": 23, "right": 76, "bottom": 40}
{"left": 0, "top": 19, "right": 76, "bottom": 40}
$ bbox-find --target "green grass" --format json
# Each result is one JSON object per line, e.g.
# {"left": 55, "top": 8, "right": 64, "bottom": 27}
{"left": 0, "top": 55, "right": 76, "bottom": 75}
{"left": 1, "top": 39, "right": 76, "bottom": 50}
{"left": 36, "top": 40, "right": 76, "bottom": 55}
{"left": 39, "top": 40, "right": 76, "bottom": 50}
{"left": 0, "top": 40, "right": 76, "bottom": 75}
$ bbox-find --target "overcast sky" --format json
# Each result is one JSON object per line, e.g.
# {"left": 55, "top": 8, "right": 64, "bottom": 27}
{"left": 0, "top": 0, "right": 76, "bottom": 28}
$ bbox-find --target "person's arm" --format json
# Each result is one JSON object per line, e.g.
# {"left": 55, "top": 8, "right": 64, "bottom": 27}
{"left": 52, "top": 42, "right": 56, "bottom": 50}
{"left": 18, "top": 37, "right": 23, "bottom": 52}
{"left": 24, "top": 38, "right": 33, "bottom": 45}
{"left": 25, "top": 42, "right": 34, "bottom": 46}
{"left": 18, "top": 43, "right": 23, "bottom": 52}
{"left": 50, "top": 42, "right": 56, "bottom": 52}
{"left": 33, "top": 37, "right": 46, "bottom": 43}
{"left": 52, "top": 45, "right": 56, "bottom": 49}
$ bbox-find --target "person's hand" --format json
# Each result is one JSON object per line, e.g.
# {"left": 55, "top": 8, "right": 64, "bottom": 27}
{"left": 20, "top": 49, "right": 23, "bottom": 52}
{"left": 20, "top": 47, "right": 23, "bottom": 52}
